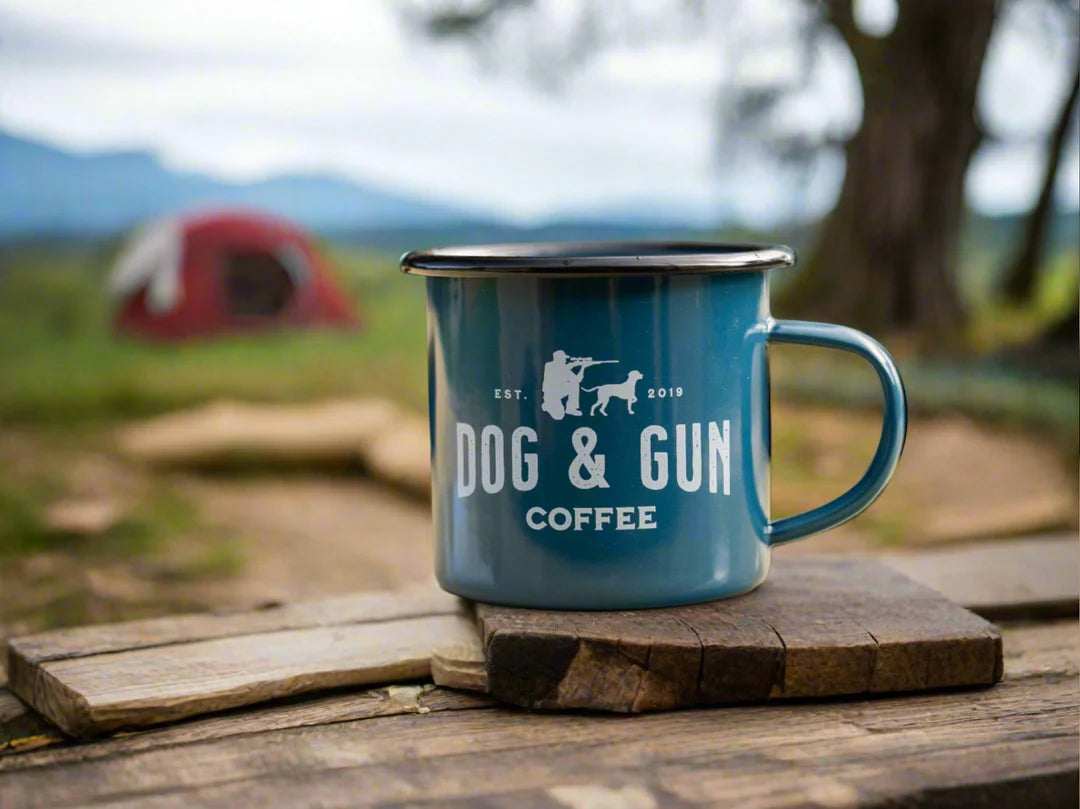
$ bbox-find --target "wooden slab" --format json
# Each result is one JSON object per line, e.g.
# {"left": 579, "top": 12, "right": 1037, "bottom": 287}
{"left": 116, "top": 399, "right": 401, "bottom": 469}
{"left": 3, "top": 551, "right": 1023, "bottom": 738}
{"left": 1, "top": 621, "right": 1074, "bottom": 809}
{"left": 883, "top": 533, "right": 1079, "bottom": 620}
{"left": 115, "top": 399, "right": 432, "bottom": 498}
{"left": 0, "top": 689, "right": 62, "bottom": 755}
{"left": 471, "top": 558, "right": 1003, "bottom": 712}
{"left": 6, "top": 586, "right": 474, "bottom": 737}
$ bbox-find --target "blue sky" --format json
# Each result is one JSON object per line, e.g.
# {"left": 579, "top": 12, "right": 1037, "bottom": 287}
{"left": 1, "top": 0, "right": 1077, "bottom": 226}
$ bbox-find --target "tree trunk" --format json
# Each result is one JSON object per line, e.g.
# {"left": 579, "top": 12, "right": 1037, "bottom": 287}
{"left": 778, "top": 0, "right": 996, "bottom": 344}
{"left": 1001, "top": 56, "right": 1080, "bottom": 302}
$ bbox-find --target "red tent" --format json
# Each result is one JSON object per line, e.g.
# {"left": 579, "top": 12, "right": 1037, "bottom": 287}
{"left": 110, "top": 210, "right": 358, "bottom": 340}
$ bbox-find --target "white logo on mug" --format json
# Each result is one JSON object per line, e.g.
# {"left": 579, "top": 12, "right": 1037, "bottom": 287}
{"left": 540, "top": 349, "right": 642, "bottom": 421}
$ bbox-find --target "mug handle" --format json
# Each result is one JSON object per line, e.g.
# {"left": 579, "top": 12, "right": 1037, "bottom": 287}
{"left": 764, "top": 319, "right": 907, "bottom": 546}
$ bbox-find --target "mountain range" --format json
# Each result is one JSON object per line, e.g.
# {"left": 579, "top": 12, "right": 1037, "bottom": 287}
{"left": 0, "top": 128, "right": 491, "bottom": 239}
{"left": 2, "top": 127, "right": 1076, "bottom": 254}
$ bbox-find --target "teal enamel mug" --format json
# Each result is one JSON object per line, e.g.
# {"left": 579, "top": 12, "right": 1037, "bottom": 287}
{"left": 402, "top": 243, "right": 907, "bottom": 609}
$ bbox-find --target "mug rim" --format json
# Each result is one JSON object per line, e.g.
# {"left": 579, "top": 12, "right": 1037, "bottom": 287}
{"left": 400, "top": 241, "right": 796, "bottom": 277}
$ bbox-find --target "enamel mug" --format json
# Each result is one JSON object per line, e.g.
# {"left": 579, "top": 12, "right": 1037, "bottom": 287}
{"left": 401, "top": 243, "right": 906, "bottom": 609}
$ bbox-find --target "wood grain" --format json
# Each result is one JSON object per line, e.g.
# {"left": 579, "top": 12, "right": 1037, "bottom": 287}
{"left": 115, "top": 399, "right": 433, "bottom": 499}
{"left": 116, "top": 399, "right": 402, "bottom": 469}
{"left": 0, "top": 622, "right": 1073, "bottom": 809}
{"left": 5, "top": 542, "right": 1065, "bottom": 739}
{"left": 6, "top": 588, "right": 470, "bottom": 737}
{"left": 0, "top": 685, "right": 491, "bottom": 766}
{"left": 3, "top": 620, "right": 1069, "bottom": 767}
{"left": 0, "top": 689, "right": 62, "bottom": 755}
{"left": 477, "top": 558, "right": 1003, "bottom": 712}
{"left": 430, "top": 631, "right": 487, "bottom": 694}
{"left": 8, "top": 585, "right": 459, "bottom": 663}
{"left": 883, "top": 533, "right": 1080, "bottom": 620}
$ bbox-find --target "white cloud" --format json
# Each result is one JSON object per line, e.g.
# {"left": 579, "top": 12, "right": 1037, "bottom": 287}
{"left": 0, "top": 0, "right": 1076, "bottom": 224}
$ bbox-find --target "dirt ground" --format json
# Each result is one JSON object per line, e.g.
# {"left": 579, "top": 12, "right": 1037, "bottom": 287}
{"left": 1, "top": 402, "right": 1076, "bottom": 640}
{"left": 180, "top": 476, "right": 434, "bottom": 604}
{"left": 769, "top": 402, "right": 1078, "bottom": 553}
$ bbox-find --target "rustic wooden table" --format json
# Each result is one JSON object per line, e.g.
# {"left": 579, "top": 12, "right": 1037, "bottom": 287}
{"left": 1, "top": 538, "right": 1077, "bottom": 808}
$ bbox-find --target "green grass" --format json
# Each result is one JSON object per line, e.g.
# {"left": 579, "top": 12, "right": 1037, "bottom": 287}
{"left": 0, "top": 242, "right": 426, "bottom": 579}
{"left": 0, "top": 441, "right": 243, "bottom": 629}
{"left": 771, "top": 345, "right": 1079, "bottom": 444}
{"left": 963, "top": 248, "right": 1080, "bottom": 350}
{"left": 0, "top": 475, "right": 58, "bottom": 557}
{"left": 0, "top": 243, "right": 430, "bottom": 425}
{"left": 0, "top": 240, "right": 1074, "bottom": 439}
{"left": 0, "top": 463, "right": 205, "bottom": 563}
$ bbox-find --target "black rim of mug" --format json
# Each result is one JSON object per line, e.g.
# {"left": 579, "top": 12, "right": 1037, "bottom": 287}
{"left": 400, "top": 241, "right": 796, "bottom": 277}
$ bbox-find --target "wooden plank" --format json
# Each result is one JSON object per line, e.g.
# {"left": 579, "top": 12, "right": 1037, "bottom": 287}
{"left": 362, "top": 414, "right": 431, "bottom": 498}
{"left": 476, "top": 604, "right": 705, "bottom": 712}
{"left": 6, "top": 592, "right": 473, "bottom": 737}
{"left": 115, "top": 399, "right": 402, "bottom": 468}
{"left": 0, "top": 685, "right": 490, "bottom": 768}
{"left": 4, "top": 539, "right": 1067, "bottom": 739}
{"left": 431, "top": 634, "right": 487, "bottom": 694}
{"left": 2, "top": 620, "right": 1071, "bottom": 770}
{"left": 999, "top": 619, "right": 1080, "bottom": 677}
{"left": 477, "top": 558, "right": 1002, "bottom": 712}
{"left": 883, "top": 534, "right": 1079, "bottom": 620}
{"left": 0, "top": 689, "right": 62, "bottom": 755}
{"left": 8, "top": 585, "right": 459, "bottom": 663}
{"left": 3, "top": 610, "right": 1068, "bottom": 768}
{"left": 9, "top": 613, "right": 475, "bottom": 737}
{"left": 0, "top": 624, "right": 1073, "bottom": 809}
{"left": 385, "top": 772, "right": 1079, "bottom": 809}
{"left": 115, "top": 400, "right": 432, "bottom": 499}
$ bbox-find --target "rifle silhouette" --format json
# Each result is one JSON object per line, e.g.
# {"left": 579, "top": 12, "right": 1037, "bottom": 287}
{"left": 568, "top": 357, "right": 618, "bottom": 371}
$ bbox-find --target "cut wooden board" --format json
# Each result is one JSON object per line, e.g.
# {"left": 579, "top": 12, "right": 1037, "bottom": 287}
{"left": 0, "top": 688, "right": 62, "bottom": 754}
{"left": 361, "top": 414, "right": 432, "bottom": 497}
{"left": 883, "top": 533, "right": 1079, "bottom": 620}
{"left": 3, "top": 552, "right": 1022, "bottom": 738}
{"left": 431, "top": 634, "right": 487, "bottom": 694}
{"left": 115, "top": 398, "right": 433, "bottom": 498}
{"left": 1, "top": 622, "right": 1074, "bottom": 809}
{"left": 6, "top": 586, "right": 472, "bottom": 737}
{"left": 469, "top": 558, "right": 1003, "bottom": 712}
{"left": 9, "top": 585, "right": 458, "bottom": 662}
{"left": 116, "top": 398, "right": 403, "bottom": 468}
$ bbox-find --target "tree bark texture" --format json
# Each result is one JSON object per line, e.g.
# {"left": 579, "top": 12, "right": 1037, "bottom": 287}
{"left": 1001, "top": 55, "right": 1079, "bottom": 301}
{"left": 778, "top": 0, "right": 996, "bottom": 342}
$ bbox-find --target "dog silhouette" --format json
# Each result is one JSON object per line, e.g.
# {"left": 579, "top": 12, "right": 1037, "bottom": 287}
{"left": 584, "top": 370, "right": 644, "bottom": 416}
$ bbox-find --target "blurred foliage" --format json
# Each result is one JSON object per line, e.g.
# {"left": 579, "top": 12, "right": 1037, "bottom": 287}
{"left": 0, "top": 241, "right": 1076, "bottom": 436}
{"left": 0, "top": 475, "right": 199, "bottom": 563}
{"left": 773, "top": 243, "right": 1079, "bottom": 444}
{"left": 964, "top": 248, "right": 1080, "bottom": 350}
{"left": 0, "top": 474, "right": 57, "bottom": 557}
{"left": 771, "top": 345, "right": 1078, "bottom": 448}
{"left": 0, "top": 429, "right": 242, "bottom": 627}
{"left": 0, "top": 244, "right": 429, "bottom": 425}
